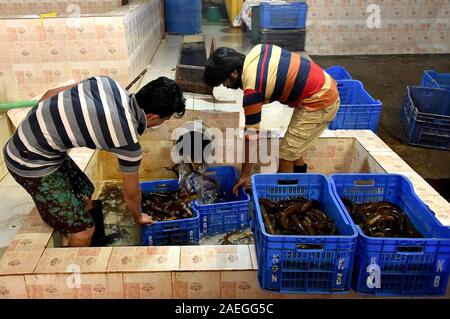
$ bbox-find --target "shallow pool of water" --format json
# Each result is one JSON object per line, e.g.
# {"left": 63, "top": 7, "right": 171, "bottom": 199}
{"left": 96, "top": 183, "right": 254, "bottom": 246}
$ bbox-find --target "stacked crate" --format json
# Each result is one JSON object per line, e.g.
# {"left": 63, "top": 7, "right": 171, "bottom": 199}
{"left": 331, "top": 174, "right": 450, "bottom": 296}
{"left": 251, "top": 2, "right": 307, "bottom": 52}
{"left": 140, "top": 166, "right": 251, "bottom": 246}
{"left": 400, "top": 70, "right": 450, "bottom": 150}
{"left": 324, "top": 66, "right": 383, "bottom": 132}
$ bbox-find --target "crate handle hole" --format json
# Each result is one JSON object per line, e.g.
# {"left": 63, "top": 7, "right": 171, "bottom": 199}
{"left": 277, "top": 179, "right": 299, "bottom": 185}
{"left": 354, "top": 179, "right": 375, "bottom": 186}
{"left": 296, "top": 243, "right": 324, "bottom": 250}
{"left": 155, "top": 184, "right": 173, "bottom": 190}
{"left": 397, "top": 246, "right": 424, "bottom": 253}
{"left": 161, "top": 227, "right": 180, "bottom": 232}
{"left": 217, "top": 209, "right": 233, "bottom": 213}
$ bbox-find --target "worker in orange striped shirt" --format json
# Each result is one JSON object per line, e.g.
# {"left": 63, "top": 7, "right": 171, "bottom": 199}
{"left": 204, "top": 44, "right": 340, "bottom": 195}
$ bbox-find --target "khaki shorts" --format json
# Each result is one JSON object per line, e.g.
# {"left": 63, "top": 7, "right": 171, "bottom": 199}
{"left": 279, "top": 98, "right": 340, "bottom": 161}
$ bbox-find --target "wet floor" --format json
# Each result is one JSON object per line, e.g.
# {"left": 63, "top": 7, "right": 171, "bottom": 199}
{"left": 96, "top": 183, "right": 142, "bottom": 246}
{"left": 312, "top": 55, "right": 450, "bottom": 200}
{"left": 312, "top": 55, "right": 450, "bottom": 183}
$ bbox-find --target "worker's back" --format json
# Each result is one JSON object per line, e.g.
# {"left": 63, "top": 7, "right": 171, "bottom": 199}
{"left": 4, "top": 76, "right": 144, "bottom": 178}
{"left": 241, "top": 44, "right": 338, "bottom": 130}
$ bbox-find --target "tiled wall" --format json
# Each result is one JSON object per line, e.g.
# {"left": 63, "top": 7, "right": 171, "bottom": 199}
{"left": 91, "top": 109, "right": 358, "bottom": 181}
{"left": 0, "top": 0, "right": 124, "bottom": 15}
{"left": 0, "top": 244, "right": 364, "bottom": 299}
{"left": 305, "top": 0, "right": 450, "bottom": 55}
{"left": 0, "top": 0, "right": 162, "bottom": 102}
{"left": 124, "top": 0, "right": 163, "bottom": 82}
{"left": 99, "top": 110, "right": 241, "bottom": 180}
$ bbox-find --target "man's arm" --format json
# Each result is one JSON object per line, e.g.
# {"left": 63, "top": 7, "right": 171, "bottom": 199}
{"left": 112, "top": 143, "right": 153, "bottom": 225}
{"left": 241, "top": 135, "right": 256, "bottom": 176}
{"left": 121, "top": 171, "right": 153, "bottom": 225}
{"left": 39, "top": 82, "right": 79, "bottom": 102}
{"left": 233, "top": 89, "right": 263, "bottom": 196}
{"left": 233, "top": 137, "right": 255, "bottom": 196}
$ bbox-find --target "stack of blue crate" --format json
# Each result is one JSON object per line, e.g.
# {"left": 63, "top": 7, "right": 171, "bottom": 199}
{"left": 400, "top": 70, "right": 450, "bottom": 150}
{"left": 324, "top": 66, "right": 382, "bottom": 132}
{"left": 251, "top": 2, "right": 308, "bottom": 52}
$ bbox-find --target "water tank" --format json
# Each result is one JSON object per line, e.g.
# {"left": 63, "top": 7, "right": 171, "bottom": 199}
{"left": 165, "top": 0, "right": 202, "bottom": 35}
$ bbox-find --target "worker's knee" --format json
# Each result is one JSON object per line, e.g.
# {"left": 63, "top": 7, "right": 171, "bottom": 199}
{"left": 78, "top": 226, "right": 95, "bottom": 239}
{"left": 69, "top": 226, "right": 95, "bottom": 247}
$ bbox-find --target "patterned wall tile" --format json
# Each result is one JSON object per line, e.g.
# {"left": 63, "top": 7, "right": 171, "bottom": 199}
{"left": 420, "top": 196, "right": 450, "bottom": 227}
{"left": 107, "top": 246, "right": 180, "bottom": 272}
{"left": 0, "top": 0, "right": 162, "bottom": 101}
{"left": 220, "top": 271, "right": 273, "bottom": 299}
{"left": 123, "top": 272, "right": 172, "bottom": 299}
{"left": 179, "top": 245, "right": 253, "bottom": 271}
{"left": 25, "top": 274, "right": 77, "bottom": 299}
{"left": 76, "top": 273, "right": 124, "bottom": 299}
{"left": 0, "top": 0, "right": 123, "bottom": 15}
{"left": 17, "top": 208, "right": 53, "bottom": 235}
{"left": 173, "top": 272, "right": 220, "bottom": 299}
{"left": 370, "top": 151, "right": 416, "bottom": 173}
{"left": 305, "top": 1, "right": 450, "bottom": 55}
{"left": 397, "top": 171, "right": 441, "bottom": 197}
{"left": 34, "top": 247, "right": 112, "bottom": 274}
{"left": 303, "top": 138, "right": 355, "bottom": 174}
{"left": 0, "top": 232, "right": 49, "bottom": 275}
{"left": 0, "top": 275, "right": 29, "bottom": 299}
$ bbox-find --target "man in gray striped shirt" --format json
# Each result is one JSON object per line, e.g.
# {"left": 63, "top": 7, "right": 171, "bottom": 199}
{"left": 4, "top": 76, "right": 186, "bottom": 247}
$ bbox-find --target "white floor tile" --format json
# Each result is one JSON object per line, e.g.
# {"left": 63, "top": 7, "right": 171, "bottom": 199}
{"left": 185, "top": 97, "right": 195, "bottom": 110}
{"left": 0, "top": 186, "right": 35, "bottom": 248}
{"left": 194, "top": 99, "right": 214, "bottom": 111}
{"left": 214, "top": 103, "right": 241, "bottom": 112}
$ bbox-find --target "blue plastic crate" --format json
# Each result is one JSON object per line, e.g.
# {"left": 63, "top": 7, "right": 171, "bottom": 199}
{"left": 194, "top": 166, "right": 250, "bottom": 237}
{"left": 400, "top": 86, "right": 450, "bottom": 150}
{"left": 252, "top": 174, "right": 358, "bottom": 294}
{"left": 421, "top": 70, "right": 450, "bottom": 91}
{"left": 330, "top": 174, "right": 450, "bottom": 296}
{"left": 140, "top": 179, "right": 200, "bottom": 246}
{"left": 259, "top": 2, "right": 308, "bottom": 29}
{"left": 325, "top": 66, "right": 353, "bottom": 81}
{"left": 329, "top": 80, "right": 383, "bottom": 131}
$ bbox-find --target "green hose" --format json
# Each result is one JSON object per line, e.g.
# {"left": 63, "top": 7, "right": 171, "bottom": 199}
{"left": 0, "top": 100, "right": 38, "bottom": 111}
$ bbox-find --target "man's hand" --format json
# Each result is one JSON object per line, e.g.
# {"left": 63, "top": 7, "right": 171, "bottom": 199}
{"left": 233, "top": 174, "right": 249, "bottom": 197}
{"left": 135, "top": 213, "right": 154, "bottom": 225}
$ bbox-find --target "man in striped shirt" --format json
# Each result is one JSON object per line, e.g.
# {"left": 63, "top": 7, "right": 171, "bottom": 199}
{"left": 4, "top": 76, "right": 186, "bottom": 246}
{"left": 204, "top": 44, "right": 340, "bottom": 194}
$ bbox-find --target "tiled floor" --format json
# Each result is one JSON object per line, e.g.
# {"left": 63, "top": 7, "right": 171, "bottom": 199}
{"left": 0, "top": 174, "right": 35, "bottom": 259}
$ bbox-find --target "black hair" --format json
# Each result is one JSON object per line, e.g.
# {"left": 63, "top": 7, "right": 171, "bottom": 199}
{"left": 135, "top": 76, "right": 186, "bottom": 119}
{"left": 204, "top": 47, "right": 246, "bottom": 87}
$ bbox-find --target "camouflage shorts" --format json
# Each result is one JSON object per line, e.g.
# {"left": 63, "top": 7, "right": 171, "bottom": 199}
{"left": 9, "top": 156, "right": 95, "bottom": 233}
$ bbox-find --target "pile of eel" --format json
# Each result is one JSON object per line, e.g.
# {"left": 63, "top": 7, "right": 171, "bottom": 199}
{"left": 258, "top": 197, "right": 338, "bottom": 236}
{"left": 141, "top": 191, "right": 197, "bottom": 222}
{"left": 142, "top": 162, "right": 222, "bottom": 222}
{"left": 341, "top": 198, "right": 422, "bottom": 238}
